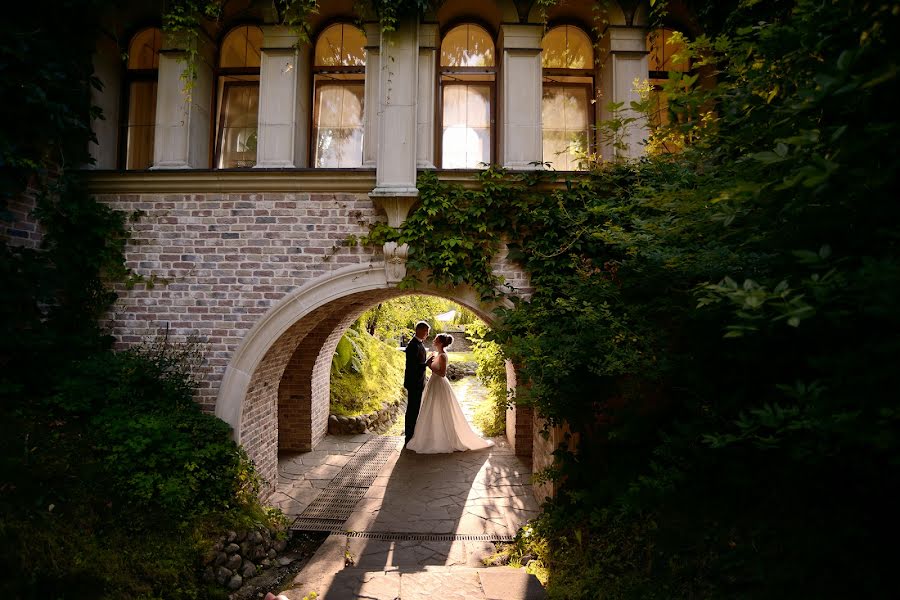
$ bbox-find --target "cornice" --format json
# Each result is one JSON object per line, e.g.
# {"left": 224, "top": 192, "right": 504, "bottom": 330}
{"left": 81, "top": 169, "right": 378, "bottom": 194}
{"left": 80, "top": 168, "right": 579, "bottom": 194}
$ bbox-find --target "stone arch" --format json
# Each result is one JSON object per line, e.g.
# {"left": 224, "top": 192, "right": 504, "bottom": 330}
{"left": 215, "top": 262, "right": 511, "bottom": 493}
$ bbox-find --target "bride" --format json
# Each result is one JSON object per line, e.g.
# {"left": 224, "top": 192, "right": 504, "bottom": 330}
{"left": 406, "top": 333, "right": 494, "bottom": 454}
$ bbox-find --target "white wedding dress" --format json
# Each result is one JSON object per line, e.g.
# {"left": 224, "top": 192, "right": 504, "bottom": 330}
{"left": 406, "top": 355, "right": 494, "bottom": 454}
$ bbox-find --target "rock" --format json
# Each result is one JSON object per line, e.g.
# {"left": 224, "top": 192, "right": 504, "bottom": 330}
{"left": 273, "top": 539, "right": 287, "bottom": 552}
{"left": 227, "top": 573, "right": 243, "bottom": 590}
{"left": 253, "top": 546, "right": 268, "bottom": 561}
{"left": 202, "top": 565, "right": 215, "bottom": 582}
{"left": 213, "top": 541, "right": 224, "bottom": 552}
{"left": 226, "top": 530, "right": 238, "bottom": 543}
{"left": 241, "top": 562, "right": 257, "bottom": 578}
{"left": 329, "top": 414, "right": 338, "bottom": 424}
{"left": 224, "top": 543, "right": 240, "bottom": 554}
{"left": 235, "top": 530, "right": 247, "bottom": 543}
{"left": 248, "top": 530, "right": 263, "bottom": 544}
{"left": 240, "top": 541, "right": 253, "bottom": 556}
{"left": 214, "top": 552, "right": 228, "bottom": 567}
{"left": 277, "top": 556, "right": 293, "bottom": 567}
{"left": 520, "top": 554, "right": 535, "bottom": 566}
{"left": 225, "top": 553, "right": 243, "bottom": 571}
{"left": 261, "top": 558, "right": 272, "bottom": 569}
{"left": 267, "top": 548, "right": 277, "bottom": 559}
{"left": 215, "top": 566, "right": 232, "bottom": 585}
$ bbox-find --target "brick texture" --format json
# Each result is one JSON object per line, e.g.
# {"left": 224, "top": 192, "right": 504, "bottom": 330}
{"left": 75, "top": 190, "right": 541, "bottom": 497}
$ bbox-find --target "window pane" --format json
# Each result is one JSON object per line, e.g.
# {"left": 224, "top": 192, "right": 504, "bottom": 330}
{"left": 441, "top": 24, "right": 494, "bottom": 67}
{"left": 126, "top": 81, "right": 157, "bottom": 169}
{"left": 542, "top": 86, "right": 590, "bottom": 171}
{"left": 217, "top": 84, "right": 259, "bottom": 168}
{"left": 220, "top": 26, "right": 263, "bottom": 68}
{"left": 315, "top": 24, "right": 366, "bottom": 67}
{"left": 313, "top": 83, "right": 365, "bottom": 168}
{"left": 442, "top": 84, "right": 491, "bottom": 168}
{"left": 647, "top": 28, "right": 688, "bottom": 73}
{"left": 128, "top": 28, "right": 161, "bottom": 70}
{"left": 542, "top": 26, "right": 592, "bottom": 69}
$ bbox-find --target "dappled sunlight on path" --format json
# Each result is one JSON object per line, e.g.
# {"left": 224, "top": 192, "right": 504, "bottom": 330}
{"left": 272, "top": 434, "right": 544, "bottom": 599}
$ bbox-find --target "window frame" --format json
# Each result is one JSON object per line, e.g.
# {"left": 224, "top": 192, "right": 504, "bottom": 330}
{"left": 436, "top": 22, "right": 497, "bottom": 170}
{"left": 213, "top": 24, "right": 263, "bottom": 170}
{"left": 540, "top": 24, "right": 596, "bottom": 171}
{"left": 646, "top": 26, "right": 692, "bottom": 129}
{"left": 118, "top": 27, "right": 161, "bottom": 170}
{"left": 309, "top": 22, "right": 367, "bottom": 169}
{"left": 215, "top": 80, "right": 262, "bottom": 169}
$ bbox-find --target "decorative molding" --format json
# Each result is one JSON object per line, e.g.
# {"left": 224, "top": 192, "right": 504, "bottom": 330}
{"left": 383, "top": 242, "right": 409, "bottom": 283}
{"left": 81, "top": 169, "right": 378, "bottom": 194}
{"left": 368, "top": 190, "right": 420, "bottom": 227}
{"left": 80, "top": 169, "right": 581, "bottom": 195}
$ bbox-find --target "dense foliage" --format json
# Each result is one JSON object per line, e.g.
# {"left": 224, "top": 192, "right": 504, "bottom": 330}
{"left": 330, "top": 325, "right": 406, "bottom": 416}
{"left": 1, "top": 3, "right": 282, "bottom": 598}
{"left": 364, "top": 0, "right": 900, "bottom": 596}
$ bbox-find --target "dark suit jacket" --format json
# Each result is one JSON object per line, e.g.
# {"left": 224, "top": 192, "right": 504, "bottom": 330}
{"left": 404, "top": 337, "right": 427, "bottom": 391}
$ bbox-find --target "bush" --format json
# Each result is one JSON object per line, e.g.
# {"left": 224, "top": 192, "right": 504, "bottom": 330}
{"left": 0, "top": 338, "right": 281, "bottom": 599}
{"left": 469, "top": 321, "right": 507, "bottom": 436}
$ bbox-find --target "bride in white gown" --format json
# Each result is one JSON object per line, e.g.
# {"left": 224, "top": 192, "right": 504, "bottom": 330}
{"left": 406, "top": 333, "right": 494, "bottom": 454}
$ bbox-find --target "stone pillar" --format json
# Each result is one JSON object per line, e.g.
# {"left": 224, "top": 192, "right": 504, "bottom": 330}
{"left": 88, "top": 38, "right": 120, "bottom": 169}
{"left": 598, "top": 26, "right": 650, "bottom": 160}
{"left": 152, "top": 32, "right": 214, "bottom": 169}
{"left": 416, "top": 24, "right": 438, "bottom": 168}
{"left": 499, "top": 24, "right": 544, "bottom": 170}
{"left": 371, "top": 17, "right": 418, "bottom": 197}
{"left": 255, "top": 27, "right": 310, "bottom": 168}
{"left": 370, "top": 18, "right": 419, "bottom": 284}
{"left": 362, "top": 23, "right": 381, "bottom": 168}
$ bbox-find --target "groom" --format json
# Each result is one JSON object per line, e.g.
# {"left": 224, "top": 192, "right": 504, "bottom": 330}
{"left": 403, "top": 321, "right": 432, "bottom": 445}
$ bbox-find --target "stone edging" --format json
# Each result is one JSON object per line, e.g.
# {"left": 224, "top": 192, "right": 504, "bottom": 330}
{"left": 202, "top": 526, "right": 288, "bottom": 591}
{"left": 328, "top": 398, "right": 407, "bottom": 435}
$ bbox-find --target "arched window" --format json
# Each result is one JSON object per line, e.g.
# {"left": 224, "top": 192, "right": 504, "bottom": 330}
{"left": 312, "top": 23, "right": 366, "bottom": 168}
{"left": 439, "top": 24, "right": 495, "bottom": 169}
{"left": 646, "top": 27, "right": 689, "bottom": 128}
{"left": 541, "top": 25, "right": 594, "bottom": 171}
{"left": 215, "top": 25, "right": 263, "bottom": 168}
{"left": 122, "top": 28, "right": 161, "bottom": 169}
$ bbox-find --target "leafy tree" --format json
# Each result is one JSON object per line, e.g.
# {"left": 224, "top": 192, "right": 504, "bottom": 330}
{"left": 365, "top": 0, "right": 900, "bottom": 596}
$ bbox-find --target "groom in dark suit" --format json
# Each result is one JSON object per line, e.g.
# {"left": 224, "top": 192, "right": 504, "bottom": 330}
{"left": 404, "top": 321, "right": 432, "bottom": 445}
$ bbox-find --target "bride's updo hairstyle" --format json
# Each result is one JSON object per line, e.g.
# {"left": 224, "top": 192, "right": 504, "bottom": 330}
{"left": 435, "top": 333, "right": 453, "bottom": 348}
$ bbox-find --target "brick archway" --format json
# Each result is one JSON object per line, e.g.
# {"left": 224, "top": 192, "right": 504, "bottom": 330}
{"left": 214, "top": 262, "right": 518, "bottom": 494}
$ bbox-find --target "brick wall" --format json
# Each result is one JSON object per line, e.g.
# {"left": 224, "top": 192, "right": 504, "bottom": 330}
{"left": 2, "top": 188, "right": 42, "bottom": 249}
{"left": 94, "top": 189, "right": 540, "bottom": 497}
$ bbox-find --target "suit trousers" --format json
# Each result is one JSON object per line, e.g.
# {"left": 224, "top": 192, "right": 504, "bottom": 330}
{"left": 405, "top": 385, "right": 424, "bottom": 443}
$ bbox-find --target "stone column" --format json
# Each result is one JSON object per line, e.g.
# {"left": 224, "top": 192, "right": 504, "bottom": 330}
{"left": 500, "top": 24, "right": 544, "bottom": 170}
{"left": 598, "top": 26, "right": 650, "bottom": 160}
{"left": 371, "top": 17, "right": 418, "bottom": 196}
{"left": 416, "top": 24, "right": 438, "bottom": 169}
{"left": 255, "top": 27, "right": 311, "bottom": 168}
{"left": 362, "top": 22, "right": 381, "bottom": 168}
{"left": 152, "top": 31, "right": 214, "bottom": 169}
{"left": 88, "top": 37, "right": 120, "bottom": 169}
{"left": 370, "top": 18, "right": 419, "bottom": 283}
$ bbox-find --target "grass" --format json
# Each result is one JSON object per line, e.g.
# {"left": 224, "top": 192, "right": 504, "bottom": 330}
{"left": 447, "top": 351, "right": 475, "bottom": 363}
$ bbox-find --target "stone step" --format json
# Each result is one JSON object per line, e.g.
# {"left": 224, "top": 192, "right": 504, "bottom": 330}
{"left": 286, "top": 565, "right": 545, "bottom": 600}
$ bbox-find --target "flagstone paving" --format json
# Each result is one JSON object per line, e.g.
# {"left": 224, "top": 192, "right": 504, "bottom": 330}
{"left": 268, "top": 434, "right": 545, "bottom": 599}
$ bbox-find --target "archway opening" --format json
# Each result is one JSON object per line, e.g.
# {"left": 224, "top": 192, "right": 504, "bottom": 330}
{"left": 321, "top": 294, "right": 507, "bottom": 441}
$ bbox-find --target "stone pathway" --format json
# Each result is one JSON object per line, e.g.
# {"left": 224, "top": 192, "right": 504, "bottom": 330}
{"left": 268, "top": 434, "right": 544, "bottom": 599}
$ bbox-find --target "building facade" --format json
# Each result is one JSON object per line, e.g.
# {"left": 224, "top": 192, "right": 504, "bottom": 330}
{"left": 73, "top": 0, "right": 695, "bottom": 499}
